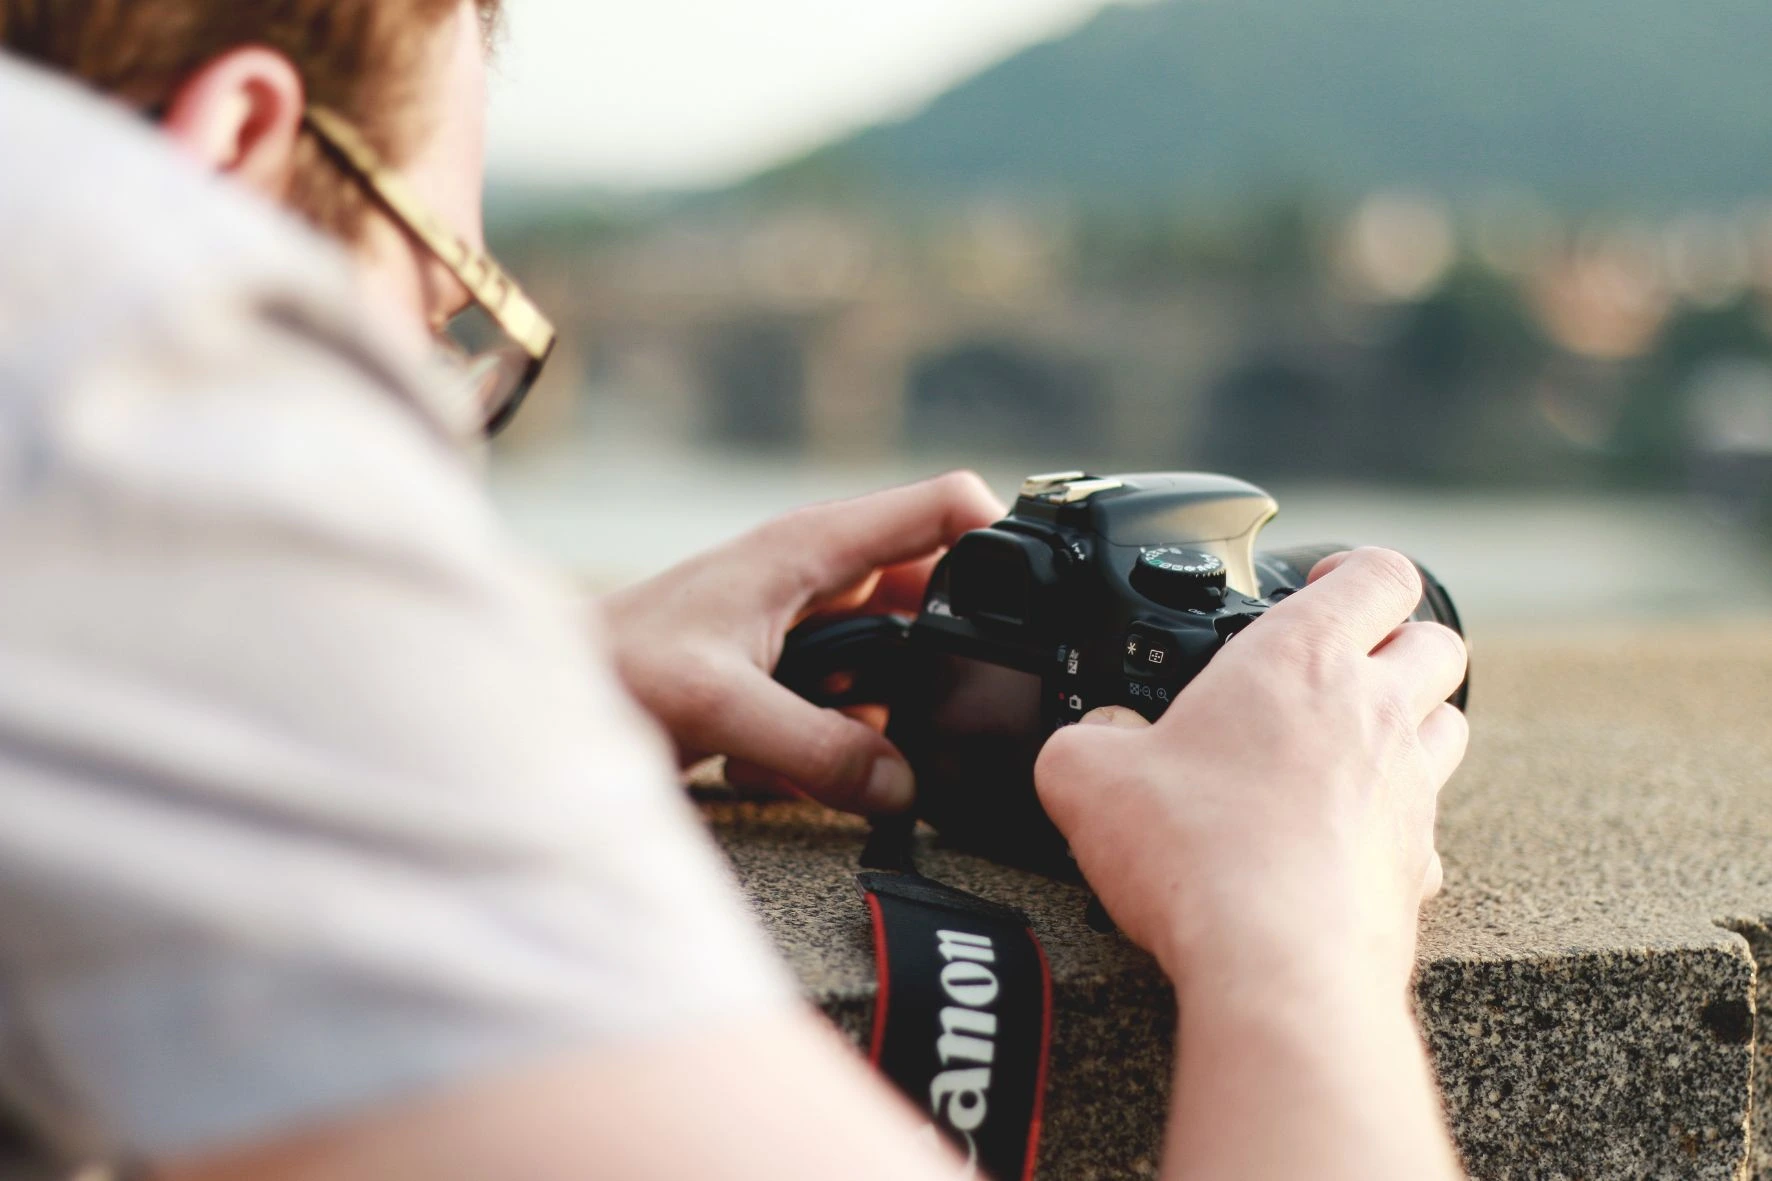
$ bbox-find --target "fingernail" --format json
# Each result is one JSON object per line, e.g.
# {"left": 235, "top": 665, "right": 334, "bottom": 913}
{"left": 1080, "top": 706, "right": 1144, "bottom": 728}
{"left": 865, "top": 757, "right": 916, "bottom": 812}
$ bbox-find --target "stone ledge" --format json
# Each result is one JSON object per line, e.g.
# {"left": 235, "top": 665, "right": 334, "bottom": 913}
{"left": 705, "top": 624, "right": 1772, "bottom": 1179}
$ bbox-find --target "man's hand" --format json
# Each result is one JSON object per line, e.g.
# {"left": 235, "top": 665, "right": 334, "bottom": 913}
{"left": 603, "top": 472, "right": 1005, "bottom": 815}
{"left": 1035, "top": 546, "right": 1470, "bottom": 991}
{"left": 1037, "top": 547, "right": 1470, "bottom": 1181}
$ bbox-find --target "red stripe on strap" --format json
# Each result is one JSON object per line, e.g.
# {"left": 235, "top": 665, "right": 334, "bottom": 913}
{"left": 1022, "top": 925, "right": 1054, "bottom": 1181}
{"left": 864, "top": 891, "right": 892, "bottom": 1066}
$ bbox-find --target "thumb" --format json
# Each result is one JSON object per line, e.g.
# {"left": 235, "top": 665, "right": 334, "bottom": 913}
{"left": 1079, "top": 705, "right": 1152, "bottom": 730}
{"left": 1034, "top": 707, "right": 1148, "bottom": 832}
{"left": 716, "top": 674, "right": 915, "bottom": 815}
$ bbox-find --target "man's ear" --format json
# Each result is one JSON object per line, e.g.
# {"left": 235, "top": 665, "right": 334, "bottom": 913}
{"left": 160, "top": 47, "right": 306, "bottom": 198}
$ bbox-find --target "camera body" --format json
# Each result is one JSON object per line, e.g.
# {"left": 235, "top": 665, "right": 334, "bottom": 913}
{"left": 778, "top": 471, "right": 1464, "bottom": 874}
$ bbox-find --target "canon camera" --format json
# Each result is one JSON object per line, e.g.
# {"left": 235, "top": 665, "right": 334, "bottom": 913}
{"left": 777, "top": 471, "right": 1466, "bottom": 874}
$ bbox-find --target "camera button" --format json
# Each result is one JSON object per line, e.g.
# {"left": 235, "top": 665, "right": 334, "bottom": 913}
{"left": 1124, "top": 624, "right": 1183, "bottom": 678}
{"left": 1120, "top": 679, "right": 1172, "bottom": 718}
{"left": 1054, "top": 689, "right": 1088, "bottom": 723}
{"left": 1054, "top": 644, "right": 1083, "bottom": 677}
{"left": 1132, "top": 546, "right": 1228, "bottom": 610}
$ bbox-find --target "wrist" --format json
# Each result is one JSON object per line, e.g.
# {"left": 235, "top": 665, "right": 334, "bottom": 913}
{"left": 1169, "top": 931, "right": 1427, "bottom": 1102}
{"left": 1166, "top": 942, "right": 1453, "bottom": 1181}
{"left": 1149, "top": 863, "right": 1417, "bottom": 1005}
{"left": 1170, "top": 925, "right": 1412, "bottom": 1018}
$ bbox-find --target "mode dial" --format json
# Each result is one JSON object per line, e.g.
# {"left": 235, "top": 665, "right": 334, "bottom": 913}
{"left": 1132, "top": 546, "right": 1227, "bottom": 610}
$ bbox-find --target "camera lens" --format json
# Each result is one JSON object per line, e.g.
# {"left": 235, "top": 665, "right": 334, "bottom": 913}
{"left": 1255, "top": 544, "right": 1467, "bottom": 709}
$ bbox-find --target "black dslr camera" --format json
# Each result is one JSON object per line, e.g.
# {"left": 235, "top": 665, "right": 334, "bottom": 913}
{"left": 778, "top": 471, "right": 1465, "bottom": 874}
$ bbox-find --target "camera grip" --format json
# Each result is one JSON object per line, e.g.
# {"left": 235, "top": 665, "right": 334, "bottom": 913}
{"left": 775, "top": 615, "right": 913, "bottom": 709}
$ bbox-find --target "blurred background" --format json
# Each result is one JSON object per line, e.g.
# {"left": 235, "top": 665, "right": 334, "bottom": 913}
{"left": 481, "top": 0, "right": 1772, "bottom": 627}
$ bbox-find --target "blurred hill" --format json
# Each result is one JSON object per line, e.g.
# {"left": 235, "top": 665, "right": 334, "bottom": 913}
{"left": 758, "top": 0, "right": 1772, "bottom": 210}
{"left": 486, "top": 0, "right": 1772, "bottom": 532}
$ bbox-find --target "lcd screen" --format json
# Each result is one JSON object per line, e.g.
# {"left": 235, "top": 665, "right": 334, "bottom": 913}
{"left": 891, "top": 651, "right": 1062, "bottom": 867}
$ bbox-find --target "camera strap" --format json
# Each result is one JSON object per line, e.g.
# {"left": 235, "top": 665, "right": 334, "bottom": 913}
{"left": 855, "top": 824, "right": 1053, "bottom": 1181}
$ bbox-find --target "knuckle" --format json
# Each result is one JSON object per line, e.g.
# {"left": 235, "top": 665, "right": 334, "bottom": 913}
{"left": 1434, "top": 701, "right": 1472, "bottom": 749}
{"left": 672, "top": 657, "right": 735, "bottom": 723}
{"left": 1373, "top": 688, "right": 1418, "bottom": 745}
{"left": 771, "top": 502, "right": 832, "bottom": 547}
{"left": 937, "top": 468, "right": 994, "bottom": 502}
{"left": 743, "top": 514, "right": 804, "bottom": 574}
{"left": 1394, "top": 620, "right": 1467, "bottom": 674}
{"left": 761, "top": 509, "right": 842, "bottom": 589}
{"left": 1422, "top": 621, "right": 1469, "bottom": 671}
{"left": 802, "top": 710, "right": 874, "bottom": 790}
{"left": 1353, "top": 547, "right": 1423, "bottom": 603}
{"left": 932, "top": 469, "right": 1005, "bottom": 522}
{"left": 1268, "top": 620, "right": 1347, "bottom": 688}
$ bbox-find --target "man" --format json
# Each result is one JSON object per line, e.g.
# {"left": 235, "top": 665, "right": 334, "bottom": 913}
{"left": 0, "top": 3, "right": 1470, "bottom": 1179}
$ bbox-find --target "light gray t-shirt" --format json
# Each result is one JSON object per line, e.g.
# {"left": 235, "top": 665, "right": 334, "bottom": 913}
{"left": 0, "top": 54, "right": 794, "bottom": 1172}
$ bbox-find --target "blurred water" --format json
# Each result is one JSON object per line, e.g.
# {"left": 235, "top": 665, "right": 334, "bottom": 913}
{"left": 489, "top": 432, "right": 1772, "bottom": 628}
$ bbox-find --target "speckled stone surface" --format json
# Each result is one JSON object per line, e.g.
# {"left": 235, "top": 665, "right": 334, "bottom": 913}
{"left": 704, "top": 623, "right": 1772, "bottom": 1179}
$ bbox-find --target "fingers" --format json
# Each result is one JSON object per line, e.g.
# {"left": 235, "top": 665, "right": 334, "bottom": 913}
{"left": 863, "top": 558, "right": 951, "bottom": 614}
{"left": 805, "top": 570, "right": 885, "bottom": 618}
{"left": 1373, "top": 621, "right": 1469, "bottom": 720}
{"left": 722, "top": 760, "right": 803, "bottom": 801}
{"left": 771, "top": 472, "right": 1005, "bottom": 601}
{"left": 1417, "top": 701, "right": 1470, "bottom": 787}
{"left": 799, "top": 558, "right": 936, "bottom": 623}
{"left": 1264, "top": 547, "right": 1425, "bottom": 656}
{"left": 726, "top": 704, "right": 889, "bottom": 798}
{"left": 1416, "top": 702, "right": 1463, "bottom": 903}
{"left": 701, "top": 670, "right": 917, "bottom": 815}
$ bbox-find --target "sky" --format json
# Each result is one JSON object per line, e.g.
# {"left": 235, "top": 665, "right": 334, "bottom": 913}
{"left": 485, "top": 0, "right": 1127, "bottom": 191}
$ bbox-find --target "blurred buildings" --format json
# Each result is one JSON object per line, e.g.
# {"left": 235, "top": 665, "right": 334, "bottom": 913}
{"left": 492, "top": 193, "right": 1772, "bottom": 529}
